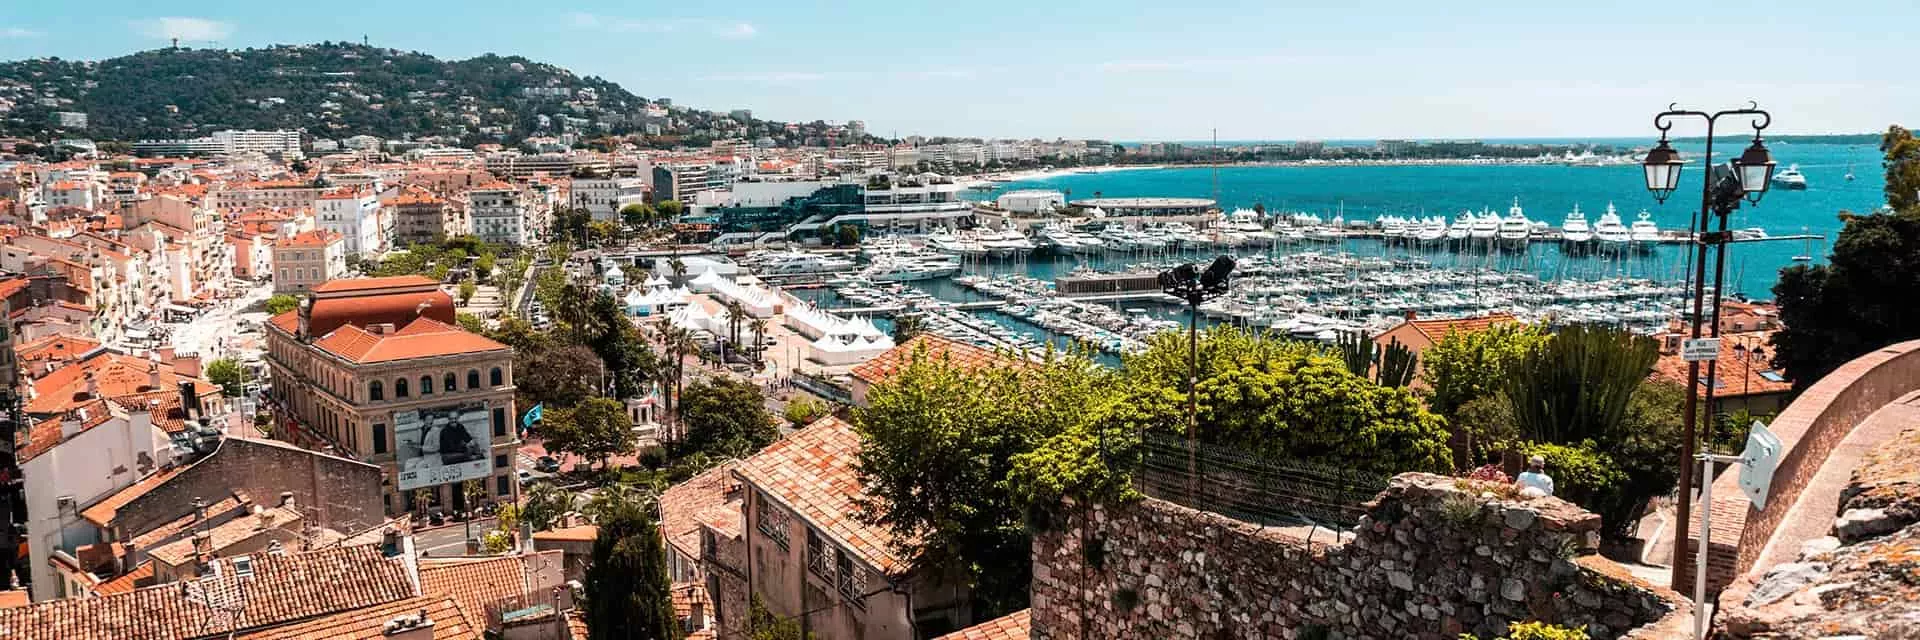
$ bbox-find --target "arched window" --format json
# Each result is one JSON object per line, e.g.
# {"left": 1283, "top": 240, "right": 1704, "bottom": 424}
{"left": 368, "top": 381, "right": 383, "bottom": 401}
{"left": 467, "top": 370, "right": 481, "bottom": 390}
{"left": 444, "top": 373, "right": 457, "bottom": 394}
{"left": 489, "top": 367, "right": 503, "bottom": 387}
{"left": 420, "top": 375, "right": 433, "bottom": 395}
{"left": 395, "top": 378, "right": 409, "bottom": 399}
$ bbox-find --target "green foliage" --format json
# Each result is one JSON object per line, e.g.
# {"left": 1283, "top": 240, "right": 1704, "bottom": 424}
{"left": 1420, "top": 323, "right": 1547, "bottom": 417}
{"left": 584, "top": 497, "right": 681, "bottom": 640}
{"left": 1336, "top": 329, "right": 1375, "bottom": 377}
{"left": 1885, "top": 125, "right": 1920, "bottom": 212}
{"left": 494, "top": 503, "right": 521, "bottom": 535}
{"left": 780, "top": 397, "right": 826, "bottom": 427}
{"left": 1451, "top": 393, "right": 1519, "bottom": 467}
{"left": 455, "top": 312, "right": 486, "bottom": 334}
{"left": 677, "top": 378, "right": 778, "bottom": 459}
{"left": 1771, "top": 210, "right": 1920, "bottom": 389}
{"left": 1459, "top": 621, "right": 1591, "bottom": 640}
{"left": 480, "top": 530, "right": 514, "bottom": 554}
{"left": 857, "top": 346, "right": 1121, "bottom": 619}
{"left": 204, "top": 358, "right": 245, "bottom": 397}
{"left": 1376, "top": 338, "right": 1417, "bottom": 388}
{"left": 265, "top": 294, "right": 299, "bottom": 315}
{"left": 654, "top": 200, "right": 685, "bottom": 219}
{"left": 1121, "top": 326, "right": 1453, "bottom": 474}
{"left": 1504, "top": 324, "right": 1659, "bottom": 446}
{"left": 458, "top": 280, "right": 477, "bottom": 303}
{"left": 544, "top": 397, "right": 637, "bottom": 469}
{"left": 890, "top": 313, "right": 925, "bottom": 344}
{"left": 619, "top": 203, "right": 654, "bottom": 228}
{"left": 747, "top": 596, "right": 815, "bottom": 640}
{"left": 1521, "top": 440, "right": 1625, "bottom": 505}
{"left": 520, "top": 482, "right": 576, "bottom": 532}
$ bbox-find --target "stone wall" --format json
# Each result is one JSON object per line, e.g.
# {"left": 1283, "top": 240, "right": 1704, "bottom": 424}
{"left": 115, "top": 437, "right": 385, "bottom": 538}
{"left": 1030, "top": 474, "right": 1692, "bottom": 640}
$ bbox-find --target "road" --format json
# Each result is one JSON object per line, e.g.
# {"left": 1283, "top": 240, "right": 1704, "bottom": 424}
{"left": 415, "top": 516, "right": 499, "bottom": 557}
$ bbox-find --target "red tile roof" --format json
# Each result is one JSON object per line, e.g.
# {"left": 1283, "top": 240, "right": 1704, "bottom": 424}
{"left": 849, "top": 334, "right": 1020, "bottom": 386}
{"left": 80, "top": 465, "right": 190, "bottom": 528}
{"left": 15, "top": 399, "right": 113, "bottom": 462}
{"left": 1404, "top": 312, "right": 1519, "bottom": 342}
{"left": 276, "top": 229, "right": 341, "bottom": 248}
{"left": 235, "top": 595, "right": 482, "bottom": 640}
{"left": 0, "top": 544, "right": 417, "bottom": 640}
{"left": 145, "top": 505, "right": 303, "bottom": 567}
{"left": 309, "top": 316, "right": 508, "bottom": 364}
{"left": 15, "top": 333, "right": 101, "bottom": 372}
{"left": 1652, "top": 330, "right": 1793, "bottom": 398}
{"left": 532, "top": 524, "right": 598, "bottom": 543}
{"left": 0, "top": 591, "right": 27, "bottom": 610}
{"left": 933, "top": 609, "right": 1031, "bottom": 640}
{"left": 661, "top": 461, "right": 741, "bottom": 559}
{"left": 734, "top": 416, "right": 908, "bottom": 576}
{"left": 89, "top": 562, "right": 153, "bottom": 596}
{"left": 24, "top": 352, "right": 219, "bottom": 415}
{"left": 311, "top": 275, "right": 440, "bottom": 294}
{"left": 419, "top": 551, "right": 561, "bottom": 625}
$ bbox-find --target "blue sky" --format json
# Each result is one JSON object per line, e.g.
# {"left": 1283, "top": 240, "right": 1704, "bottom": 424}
{"left": 1, "top": 1, "right": 1914, "bottom": 141}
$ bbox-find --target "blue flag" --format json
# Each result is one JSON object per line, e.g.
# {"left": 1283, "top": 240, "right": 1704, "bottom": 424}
{"left": 522, "top": 403, "right": 544, "bottom": 429}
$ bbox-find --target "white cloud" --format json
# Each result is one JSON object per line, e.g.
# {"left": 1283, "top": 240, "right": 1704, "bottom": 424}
{"left": 0, "top": 27, "right": 41, "bottom": 38}
{"left": 568, "top": 12, "right": 757, "bottom": 39}
{"left": 132, "top": 17, "right": 234, "bottom": 42}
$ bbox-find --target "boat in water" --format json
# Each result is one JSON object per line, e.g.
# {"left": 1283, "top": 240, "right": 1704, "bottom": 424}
{"left": 1629, "top": 211, "right": 1662, "bottom": 247}
{"left": 1561, "top": 204, "right": 1592, "bottom": 245}
{"left": 1497, "top": 199, "right": 1531, "bottom": 247}
{"left": 1594, "top": 204, "right": 1630, "bottom": 250}
{"left": 926, "top": 229, "right": 986, "bottom": 257}
{"left": 742, "top": 250, "right": 857, "bottom": 275}
{"left": 1468, "top": 210, "right": 1499, "bottom": 242}
{"left": 1772, "top": 164, "right": 1808, "bottom": 190}
{"left": 1415, "top": 216, "right": 1448, "bottom": 244}
{"left": 863, "top": 254, "right": 961, "bottom": 282}
{"left": 1445, "top": 213, "right": 1472, "bottom": 241}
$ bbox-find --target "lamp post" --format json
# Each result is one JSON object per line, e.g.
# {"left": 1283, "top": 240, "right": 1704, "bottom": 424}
{"left": 1640, "top": 103, "right": 1775, "bottom": 592}
{"left": 1158, "top": 255, "right": 1234, "bottom": 503}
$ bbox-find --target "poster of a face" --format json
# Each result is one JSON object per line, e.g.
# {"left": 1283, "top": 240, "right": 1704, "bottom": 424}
{"left": 394, "top": 404, "right": 491, "bottom": 490}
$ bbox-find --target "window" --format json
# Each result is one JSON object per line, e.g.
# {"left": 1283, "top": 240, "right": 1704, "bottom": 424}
{"left": 445, "top": 373, "right": 457, "bottom": 393}
{"left": 490, "top": 367, "right": 504, "bottom": 387}
{"left": 468, "top": 370, "right": 481, "bottom": 389}
{"left": 496, "top": 475, "right": 511, "bottom": 496}
{"left": 806, "top": 528, "right": 833, "bottom": 582}
{"left": 369, "top": 381, "right": 383, "bottom": 401}
{"left": 756, "top": 493, "right": 791, "bottom": 550}
{"left": 420, "top": 375, "right": 433, "bottom": 395}
{"left": 395, "top": 378, "right": 409, "bottom": 398}
{"left": 492, "top": 408, "right": 508, "bottom": 438}
{"left": 837, "top": 552, "right": 866, "bottom": 608}
{"left": 495, "top": 454, "right": 508, "bottom": 469}
{"left": 373, "top": 423, "right": 388, "bottom": 454}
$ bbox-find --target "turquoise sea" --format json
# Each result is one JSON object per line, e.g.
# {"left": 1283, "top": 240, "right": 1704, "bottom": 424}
{"left": 965, "top": 141, "right": 1885, "bottom": 299}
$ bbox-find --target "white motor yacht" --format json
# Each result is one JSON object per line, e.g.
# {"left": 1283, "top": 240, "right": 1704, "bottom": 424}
{"left": 1308, "top": 215, "right": 1347, "bottom": 242}
{"left": 978, "top": 227, "right": 1035, "bottom": 257}
{"left": 1416, "top": 216, "right": 1448, "bottom": 244}
{"left": 1561, "top": 204, "right": 1592, "bottom": 244}
{"left": 1497, "top": 199, "right": 1531, "bottom": 246}
{"left": 864, "top": 255, "right": 960, "bottom": 282}
{"left": 1629, "top": 211, "right": 1662, "bottom": 246}
{"left": 1469, "top": 210, "right": 1499, "bottom": 241}
{"left": 1593, "top": 204, "right": 1630, "bottom": 250}
{"left": 925, "top": 230, "right": 986, "bottom": 257}
{"left": 1772, "top": 164, "right": 1808, "bottom": 190}
{"left": 1445, "top": 213, "right": 1473, "bottom": 241}
{"left": 750, "top": 251, "right": 858, "bottom": 275}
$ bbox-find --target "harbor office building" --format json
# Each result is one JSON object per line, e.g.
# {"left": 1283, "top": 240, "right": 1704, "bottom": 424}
{"left": 263, "top": 276, "right": 521, "bottom": 516}
{"left": 702, "top": 173, "right": 974, "bottom": 247}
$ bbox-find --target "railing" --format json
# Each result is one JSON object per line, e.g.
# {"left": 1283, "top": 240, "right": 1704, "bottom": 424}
{"left": 1129, "top": 431, "right": 1390, "bottom": 529}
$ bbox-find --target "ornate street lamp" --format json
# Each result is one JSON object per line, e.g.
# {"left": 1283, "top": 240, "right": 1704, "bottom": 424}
{"left": 1642, "top": 137, "right": 1686, "bottom": 204}
{"left": 1733, "top": 136, "right": 1778, "bottom": 204}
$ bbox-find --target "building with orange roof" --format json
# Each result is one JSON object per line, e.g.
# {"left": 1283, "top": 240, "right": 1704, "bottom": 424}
{"left": 42, "top": 179, "right": 104, "bottom": 211}
{"left": 1651, "top": 329, "right": 1795, "bottom": 415}
{"left": 728, "top": 416, "right": 970, "bottom": 640}
{"left": 1370, "top": 311, "right": 1522, "bottom": 388}
{"left": 388, "top": 184, "right": 465, "bottom": 245}
{"left": 15, "top": 333, "right": 102, "bottom": 378}
{"left": 264, "top": 276, "right": 520, "bottom": 516}
{"left": 467, "top": 182, "right": 539, "bottom": 246}
{"left": 271, "top": 229, "right": 346, "bottom": 294}
{"left": 418, "top": 550, "right": 566, "bottom": 629}
{"left": 211, "top": 180, "right": 328, "bottom": 211}
{"left": 933, "top": 609, "right": 1031, "bottom": 640}
{"left": 848, "top": 334, "right": 1024, "bottom": 407}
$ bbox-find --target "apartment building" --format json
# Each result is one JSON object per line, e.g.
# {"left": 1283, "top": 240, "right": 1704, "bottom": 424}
{"left": 467, "top": 182, "right": 531, "bottom": 246}
{"left": 272, "top": 230, "right": 347, "bottom": 294}
{"left": 314, "top": 186, "right": 388, "bottom": 256}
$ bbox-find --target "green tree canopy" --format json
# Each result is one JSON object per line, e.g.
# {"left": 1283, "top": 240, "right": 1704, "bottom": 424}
{"left": 204, "top": 358, "right": 246, "bottom": 397}
{"left": 520, "top": 482, "right": 576, "bottom": 532}
{"left": 677, "top": 378, "right": 778, "bottom": 459}
{"left": 265, "top": 294, "right": 299, "bottom": 315}
{"left": 1419, "top": 323, "right": 1547, "bottom": 417}
{"left": 1504, "top": 324, "right": 1659, "bottom": 446}
{"left": 1119, "top": 326, "right": 1453, "bottom": 474}
{"left": 544, "top": 397, "right": 637, "bottom": 469}
{"left": 583, "top": 497, "right": 680, "bottom": 640}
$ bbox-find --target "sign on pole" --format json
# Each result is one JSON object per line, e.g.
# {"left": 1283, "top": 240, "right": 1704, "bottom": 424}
{"left": 1682, "top": 337, "right": 1722, "bottom": 362}
{"left": 1738, "top": 422, "right": 1783, "bottom": 509}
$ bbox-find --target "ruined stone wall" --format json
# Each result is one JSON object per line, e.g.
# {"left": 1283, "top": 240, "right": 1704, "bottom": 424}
{"left": 1030, "top": 474, "right": 1692, "bottom": 640}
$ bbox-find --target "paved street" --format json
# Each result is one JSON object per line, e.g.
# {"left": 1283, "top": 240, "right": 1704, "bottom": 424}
{"left": 170, "top": 278, "right": 275, "bottom": 360}
{"left": 415, "top": 516, "right": 499, "bottom": 557}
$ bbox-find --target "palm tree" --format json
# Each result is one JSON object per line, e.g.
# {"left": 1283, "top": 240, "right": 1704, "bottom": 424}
{"left": 722, "top": 299, "right": 747, "bottom": 358}
{"left": 668, "top": 257, "right": 687, "bottom": 284}
{"left": 749, "top": 318, "right": 769, "bottom": 363}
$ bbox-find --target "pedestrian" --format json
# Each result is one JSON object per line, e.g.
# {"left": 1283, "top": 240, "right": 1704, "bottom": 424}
{"left": 1514, "top": 455, "right": 1555, "bottom": 498}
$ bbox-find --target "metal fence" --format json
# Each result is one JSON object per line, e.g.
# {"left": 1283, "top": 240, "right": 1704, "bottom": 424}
{"left": 1131, "top": 431, "right": 1391, "bottom": 530}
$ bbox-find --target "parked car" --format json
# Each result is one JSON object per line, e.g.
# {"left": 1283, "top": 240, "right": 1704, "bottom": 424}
{"left": 535, "top": 456, "right": 561, "bottom": 473}
{"left": 517, "top": 470, "right": 534, "bottom": 485}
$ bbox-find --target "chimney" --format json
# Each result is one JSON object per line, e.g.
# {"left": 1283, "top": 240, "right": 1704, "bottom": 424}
{"left": 84, "top": 370, "right": 99, "bottom": 400}
{"left": 279, "top": 491, "right": 296, "bottom": 510}
{"left": 176, "top": 380, "right": 199, "bottom": 420}
{"left": 148, "top": 359, "right": 162, "bottom": 391}
{"left": 1404, "top": 310, "right": 1417, "bottom": 321}
{"left": 381, "top": 610, "right": 435, "bottom": 640}
{"left": 296, "top": 295, "right": 314, "bottom": 340}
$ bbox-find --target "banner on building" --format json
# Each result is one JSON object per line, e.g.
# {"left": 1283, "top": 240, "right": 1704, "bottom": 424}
{"left": 394, "top": 403, "right": 491, "bottom": 491}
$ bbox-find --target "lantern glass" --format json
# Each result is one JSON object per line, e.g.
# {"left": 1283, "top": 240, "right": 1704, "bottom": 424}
{"left": 1735, "top": 137, "right": 1776, "bottom": 201}
{"left": 1642, "top": 140, "right": 1685, "bottom": 202}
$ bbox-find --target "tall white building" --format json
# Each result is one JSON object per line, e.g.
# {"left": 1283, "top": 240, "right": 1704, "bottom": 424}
{"left": 134, "top": 129, "right": 303, "bottom": 158}
{"left": 314, "top": 187, "right": 387, "bottom": 256}
{"left": 570, "top": 176, "right": 649, "bottom": 223}
{"left": 469, "top": 183, "right": 532, "bottom": 246}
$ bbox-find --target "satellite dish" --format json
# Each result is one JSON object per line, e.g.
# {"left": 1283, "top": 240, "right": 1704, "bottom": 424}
{"left": 1737, "top": 422, "right": 1782, "bottom": 509}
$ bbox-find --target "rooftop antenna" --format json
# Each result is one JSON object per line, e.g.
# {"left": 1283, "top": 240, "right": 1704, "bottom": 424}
{"left": 171, "top": 38, "right": 179, "bottom": 50}
{"left": 363, "top": 34, "right": 369, "bottom": 46}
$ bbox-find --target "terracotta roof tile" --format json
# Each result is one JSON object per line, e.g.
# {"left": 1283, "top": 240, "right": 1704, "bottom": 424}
{"left": 734, "top": 417, "right": 909, "bottom": 576}
{"left": 276, "top": 229, "right": 341, "bottom": 248}
{"left": 933, "top": 608, "right": 1031, "bottom": 640}
{"left": 80, "top": 465, "right": 190, "bottom": 528}
{"left": 0, "top": 544, "right": 417, "bottom": 640}
{"left": 90, "top": 562, "right": 153, "bottom": 596}
{"left": 236, "top": 595, "right": 482, "bottom": 640}
{"left": 145, "top": 506, "right": 304, "bottom": 567}
{"left": 661, "top": 462, "right": 741, "bottom": 558}
{"left": 311, "top": 275, "right": 440, "bottom": 294}
{"left": 1406, "top": 312, "right": 1519, "bottom": 342}
{"left": 310, "top": 317, "right": 507, "bottom": 364}
{"left": 419, "top": 551, "right": 561, "bottom": 625}
{"left": 0, "top": 591, "right": 27, "bottom": 610}
{"left": 128, "top": 496, "right": 249, "bottom": 548}
{"left": 532, "top": 525, "right": 597, "bottom": 543}
{"left": 849, "top": 334, "right": 1020, "bottom": 386}
{"left": 1652, "top": 330, "right": 1794, "bottom": 398}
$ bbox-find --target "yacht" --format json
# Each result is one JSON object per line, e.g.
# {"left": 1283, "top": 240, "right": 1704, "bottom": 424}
{"left": 1377, "top": 215, "right": 1408, "bottom": 239}
{"left": 1308, "top": 215, "right": 1346, "bottom": 242}
{"left": 1497, "top": 199, "right": 1532, "bottom": 247}
{"left": 749, "top": 251, "right": 858, "bottom": 275}
{"left": 925, "top": 230, "right": 986, "bottom": 257}
{"left": 1630, "top": 211, "right": 1662, "bottom": 246}
{"left": 1593, "top": 204, "right": 1630, "bottom": 250}
{"left": 1468, "top": 210, "right": 1499, "bottom": 241}
{"left": 858, "top": 236, "right": 916, "bottom": 259}
{"left": 863, "top": 255, "right": 960, "bottom": 282}
{"left": 977, "top": 228, "right": 1035, "bottom": 257}
{"left": 1224, "top": 209, "right": 1276, "bottom": 244}
{"left": 1445, "top": 213, "right": 1473, "bottom": 241}
{"left": 1561, "top": 205, "right": 1592, "bottom": 245}
{"left": 1033, "top": 222, "right": 1092, "bottom": 254}
{"left": 1415, "top": 216, "right": 1448, "bottom": 244}
{"left": 1772, "top": 164, "right": 1808, "bottom": 190}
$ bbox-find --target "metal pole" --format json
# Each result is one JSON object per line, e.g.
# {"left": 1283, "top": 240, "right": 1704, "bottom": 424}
{"left": 1693, "top": 454, "right": 1714, "bottom": 640}
{"left": 1703, "top": 181, "right": 1735, "bottom": 441}
{"left": 1186, "top": 297, "right": 1199, "bottom": 504}
{"left": 1673, "top": 120, "right": 1715, "bottom": 585}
